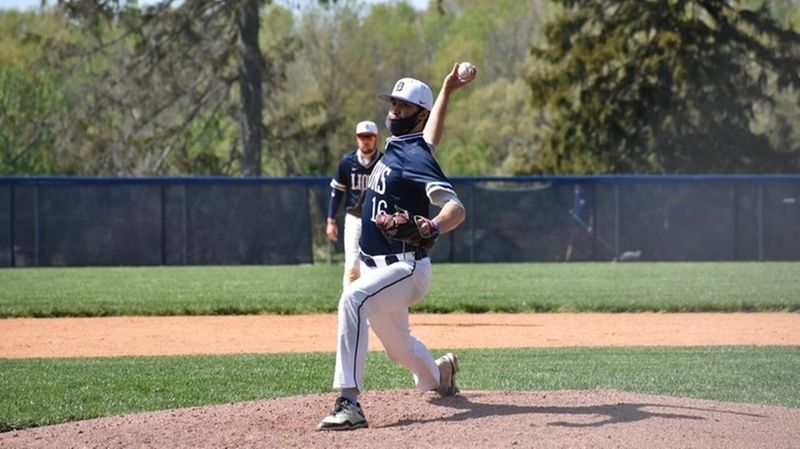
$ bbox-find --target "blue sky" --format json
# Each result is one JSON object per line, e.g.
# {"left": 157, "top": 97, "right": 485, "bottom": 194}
{"left": 0, "top": 0, "right": 429, "bottom": 12}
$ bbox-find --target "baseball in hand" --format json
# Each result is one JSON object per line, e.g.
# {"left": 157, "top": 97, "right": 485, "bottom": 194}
{"left": 457, "top": 62, "right": 475, "bottom": 80}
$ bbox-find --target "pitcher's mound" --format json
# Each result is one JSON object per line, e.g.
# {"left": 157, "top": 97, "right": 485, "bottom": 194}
{"left": 3, "top": 390, "right": 798, "bottom": 449}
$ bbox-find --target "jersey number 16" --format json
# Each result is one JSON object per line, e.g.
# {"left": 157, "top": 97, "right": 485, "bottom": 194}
{"left": 370, "top": 197, "right": 388, "bottom": 222}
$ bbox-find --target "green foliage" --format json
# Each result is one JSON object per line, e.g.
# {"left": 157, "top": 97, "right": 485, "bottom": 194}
{"left": 174, "top": 112, "right": 239, "bottom": 175}
{"left": 0, "top": 66, "right": 65, "bottom": 174}
{"left": 0, "top": 10, "right": 70, "bottom": 174}
{"left": 17, "top": 0, "right": 284, "bottom": 176}
{"left": 438, "top": 78, "right": 542, "bottom": 175}
{"left": 1, "top": 263, "right": 798, "bottom": 317}
{"left": 2, "top": 346, "right": 798, "bottom": 431}
{"left": 529, "top": 0, "right": 800, "bottom": 174}
{"left": 427, "top": 0, "right": 553, "bottom": 174}
{"left": 1, "top": 0, "right": 800, "bottom": 175}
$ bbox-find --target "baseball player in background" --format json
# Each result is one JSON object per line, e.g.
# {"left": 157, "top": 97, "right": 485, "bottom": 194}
{"left": 327, "top": 120, "right": 381, "bottom": 288}
{"left": 317, "top": 62, "right": 476, "bottom": 431}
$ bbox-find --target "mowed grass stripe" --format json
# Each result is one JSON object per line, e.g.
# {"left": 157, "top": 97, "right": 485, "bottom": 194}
{"left": 1, "top": 346, "right": 798, "bottom": 432}
{"left": 1, "top": 262, "right": 798, "bottom": 317}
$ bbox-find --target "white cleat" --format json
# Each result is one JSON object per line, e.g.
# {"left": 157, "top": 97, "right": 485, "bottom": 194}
{"left": 435, "top": 352, "right": 460, "bottom": 396}
{"left": 317, "top": 397, "right": 368, "bottom": 431}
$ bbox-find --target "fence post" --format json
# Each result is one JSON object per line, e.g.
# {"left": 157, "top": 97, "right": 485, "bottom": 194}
{"left": 613, "top": 183, "right": 620, "bottom": 257}
{"left": 182, "top": 183, "right": 188, "bottom": 265}
{"left": 757, "top": 182, "right": 764, "bottom": 261}
{"left": 9, "top": 182, "right": 15, "bottom": 267}
{"left": 160, "top": 182, "right": 167, "bottom": 266}
{"left": 34, "top": 182, "right": 40, "bottom": 267}
{"left": 470, "top": 181, "right": 475, "bottom": 263}
{"left": 732, "top": 183, "right": 739, "bottom": 261}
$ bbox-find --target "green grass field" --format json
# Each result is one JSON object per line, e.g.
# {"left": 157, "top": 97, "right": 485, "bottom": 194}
{"left": 1, "top": 262, "right": 798, "bottom": 432}
{"left": 2, "top": 347, "right": 799, "bottom": 432}
{"left": 1, "top": 262, "right": 798, "bottom": 317}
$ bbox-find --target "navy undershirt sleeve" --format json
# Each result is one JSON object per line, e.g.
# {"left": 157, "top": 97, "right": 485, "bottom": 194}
{"left": 328, "top": 188, "right": 344, "bottom": 220}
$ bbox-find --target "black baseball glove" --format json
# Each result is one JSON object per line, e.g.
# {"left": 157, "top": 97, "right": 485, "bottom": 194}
{"left": 374, "top": 206, "right": 439, "bottom": 250}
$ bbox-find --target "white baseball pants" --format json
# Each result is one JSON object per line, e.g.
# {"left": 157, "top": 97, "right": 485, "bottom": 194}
{"left": 332, "top": 255, "right": 440, "bottom": 392}
{"left": 341, "top": 213, "right": 362, "bottom": 288}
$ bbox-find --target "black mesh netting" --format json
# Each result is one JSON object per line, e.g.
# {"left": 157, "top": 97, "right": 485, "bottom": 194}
{"left": 1, "top": 176, "right": 798, "bottom": 266}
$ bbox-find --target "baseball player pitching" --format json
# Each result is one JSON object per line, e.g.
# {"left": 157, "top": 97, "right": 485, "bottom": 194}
{"left": 327, "top": 120, "right": 381, "bottom": 288}
{"left": 317, "top": 62, "right": 477, "bottom": 431}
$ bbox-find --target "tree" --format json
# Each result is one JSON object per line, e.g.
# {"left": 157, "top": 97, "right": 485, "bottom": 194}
{"left": 0, "top": 10, "right": 72, "bottom": 174}
{"left": 424, "top": 0, "right": 553, "bottom": 175}
{"left": 528, "top": 0, "right": 800, "bottom": 174}
{"left": 47, "top": 0, "right": 279, "bottom": 175}
{"left": 235, "top": 0, "right": 265, "bottom": 176}
{"left": 0, "top": 66, "right": 65, "bottom": 174}
{"left": 264, "top": 1, "right": 435, "bottom": 175}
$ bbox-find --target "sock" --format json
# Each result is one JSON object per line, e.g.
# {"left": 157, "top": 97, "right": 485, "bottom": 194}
{"left": 340, "top": 387, "right": 359, "bottom": 404}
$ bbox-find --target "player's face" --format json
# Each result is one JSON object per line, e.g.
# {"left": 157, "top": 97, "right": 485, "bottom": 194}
{"left": 356, "top": 134, "right": 377, "bottom": 154}
{"left": 388, "top": 99, "right": 423, "bottom": 120}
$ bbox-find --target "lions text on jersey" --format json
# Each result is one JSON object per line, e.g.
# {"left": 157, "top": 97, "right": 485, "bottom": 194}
{"left": 328, "top": 150, "right": 382, "bottom": 219}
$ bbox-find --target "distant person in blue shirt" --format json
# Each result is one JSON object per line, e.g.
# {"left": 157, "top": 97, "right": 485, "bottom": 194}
{"left": 565, "top": 183, "right": 594, "bottom": 262}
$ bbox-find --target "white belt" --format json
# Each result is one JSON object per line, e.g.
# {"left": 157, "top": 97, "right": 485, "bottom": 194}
{"left": 359, "top": 250, "right": 426, "bottom": 268}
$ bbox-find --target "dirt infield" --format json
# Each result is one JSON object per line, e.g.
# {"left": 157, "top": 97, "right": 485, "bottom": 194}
{"left": 2, "top": 313, "right": 799, "bottom": 449}
{"left": 2, "top": 313, "right": 799, "bottom": 358}
{"left": 3, "top": 389, "right": 800, "bottom": 449}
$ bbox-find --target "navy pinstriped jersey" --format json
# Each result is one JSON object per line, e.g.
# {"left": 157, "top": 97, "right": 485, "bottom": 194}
{"left": 359, "top": 132, "right": 455, "bottom": 256}
{"left": 328, "top": 150, "right": 382, "bottom": 218}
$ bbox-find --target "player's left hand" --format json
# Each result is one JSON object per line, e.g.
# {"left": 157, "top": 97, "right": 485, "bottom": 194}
{"left": 375, "top": 207, "right": 439, "bottom": 250}
{"left": 326, "top": 221, "right": 338, "bottom": 241}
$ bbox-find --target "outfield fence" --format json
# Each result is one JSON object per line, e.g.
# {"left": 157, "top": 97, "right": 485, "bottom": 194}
{"left": 1, "top": 175, "right": 798, "bottom": 266}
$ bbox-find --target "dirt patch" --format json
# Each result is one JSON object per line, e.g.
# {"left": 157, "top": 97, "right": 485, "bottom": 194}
{"left": 1, "top": 313, "right": 798, "bottom": 358}
{"left": 3, "top": 390, "right": 799, "bottom": 449}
